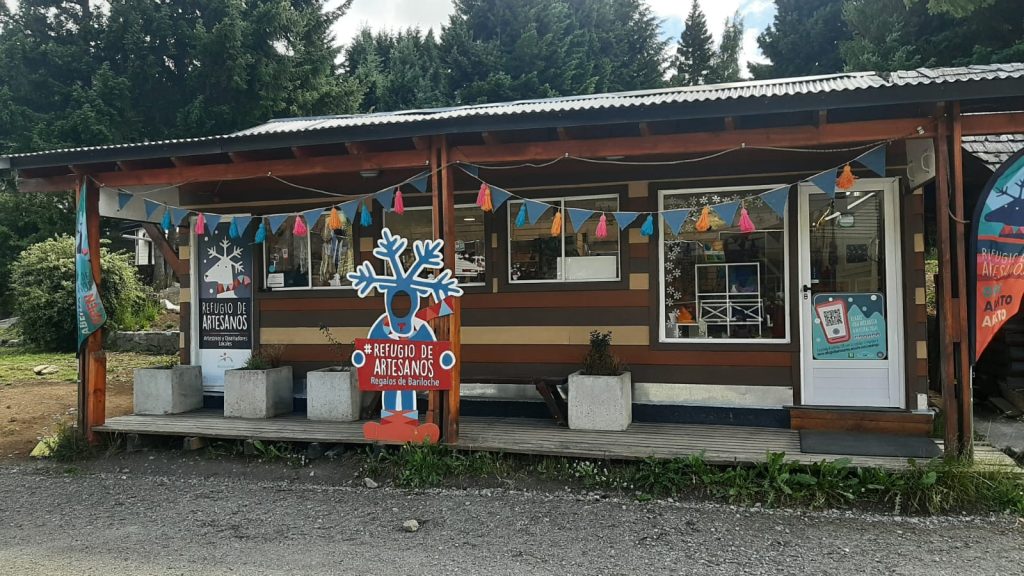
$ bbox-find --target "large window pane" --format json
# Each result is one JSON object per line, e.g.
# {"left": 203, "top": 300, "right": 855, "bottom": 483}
{"left": 509, "top": 200, "right": 561, "bottom": 281}
{"left": 662, "top": 188, "right": 787, "bottom": 341}
{"left": 384, "top": 206, "right": 486, "bottom": 285}
{"left": 565, "top": 197, "right": 619, "bottom": 281}
{"left": 310, "top": 214, "right": 355, "bottom": 288}
{"left": 265, "top": 216, "right": 311, "bottom": 288}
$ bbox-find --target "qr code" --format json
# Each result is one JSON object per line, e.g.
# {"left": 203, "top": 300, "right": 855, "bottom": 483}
{"left": 821, "top": 308, "right": 843, "bottom": 327}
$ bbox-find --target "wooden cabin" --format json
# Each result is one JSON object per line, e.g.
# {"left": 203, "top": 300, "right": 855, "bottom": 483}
{"left": 5, "top": 63, "right": 1024, "bottom": 459}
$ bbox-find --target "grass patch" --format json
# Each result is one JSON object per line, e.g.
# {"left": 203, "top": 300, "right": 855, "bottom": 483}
{"left": 0, "top": 347, "right": 176, "bottom": 386}
{"left": 38, "top": 421, "right": 95, "bottom": 462}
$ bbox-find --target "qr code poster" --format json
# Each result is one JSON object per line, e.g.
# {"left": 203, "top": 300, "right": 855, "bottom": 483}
{"left": 812, "top": 293, "right": 887, "bottom": 360}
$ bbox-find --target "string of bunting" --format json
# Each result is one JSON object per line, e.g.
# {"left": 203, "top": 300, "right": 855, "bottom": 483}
{"left": 109, "top": 143, "right": 886, "bottom": 242}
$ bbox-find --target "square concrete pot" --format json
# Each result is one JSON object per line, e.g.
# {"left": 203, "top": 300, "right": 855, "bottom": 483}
{"left": 568, "top": 370, "right": 632, "bottom": 431}
{"left": 133, "top": 365, "right": 203, "bottom": 415}
{"left": 224, "top": 366, "right": 294, "bottom": 418}
{"left": 306, "top": 367, "right": 360, "bottom": 421}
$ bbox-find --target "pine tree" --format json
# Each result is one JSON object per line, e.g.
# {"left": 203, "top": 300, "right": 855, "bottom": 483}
{"left": 751, "top": 0, "right": 850, "bottom": 79}
{"left": 707, "top": 13, "right": 744, "bottom": 84}
{"left": 670, "top": 2, "right": 714, "bottom": 87}
{"left": 344, "top": 27, "right": 446, "bottom": 112}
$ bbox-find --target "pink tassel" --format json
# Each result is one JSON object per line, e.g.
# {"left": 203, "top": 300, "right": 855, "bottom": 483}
{"left": 475, "top": 182, "right": 488, "bottom": 207}
{"left": 195, "top": 212, "right": 206, "bottom": 235}
{"left": 393, "top": 188, "right": 405, "bottom": 214}
{"left": 293, "top": 215, "right": 308, "bottom": 237}
{"left": 595, "top": 213, "right": 608, "bottom": 239}
{"left": 738, "top": 206, "right": 756, "bottom": 233}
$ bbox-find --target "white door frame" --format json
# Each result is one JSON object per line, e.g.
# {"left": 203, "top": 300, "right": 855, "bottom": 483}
{"left": 798, "top": 178, "right": 906, "bottom": 408}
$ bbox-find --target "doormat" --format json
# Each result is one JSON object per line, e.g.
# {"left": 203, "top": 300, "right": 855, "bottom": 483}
{"left": 799, "top": 430, "right": 942, "bottom": 459}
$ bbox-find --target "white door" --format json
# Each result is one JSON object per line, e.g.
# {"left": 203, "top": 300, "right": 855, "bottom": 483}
{"left": 799, "top": 178, "right": 905, "bottom": 407}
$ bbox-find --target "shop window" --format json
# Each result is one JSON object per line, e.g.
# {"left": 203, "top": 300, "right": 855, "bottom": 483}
{"left": 660, "top": 186, "right": 788, "bottom": 342}
{"left": 508, "top": 195, "right": 620, "bottom": 283}
{"left": 384, "top": 205, "right": 486, "bottom": 285}
{"left": 264, "top": 214, "right": 356, "bottom": 290}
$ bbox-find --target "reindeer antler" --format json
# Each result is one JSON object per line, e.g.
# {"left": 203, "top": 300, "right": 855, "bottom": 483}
{"left": 1016, "top": 179, "right": 1024, "bottom": 198}
{"left": 409, "top": 268, "right": 464, "bottom": 302}
{"left": 347, "top": 261, "right": 399, "bottom": 298}
{"left": 371, "top": 228, "right": 408, "bottom": 278}
{"left": 404, "top": 238, "right": 445, "bottom": 280}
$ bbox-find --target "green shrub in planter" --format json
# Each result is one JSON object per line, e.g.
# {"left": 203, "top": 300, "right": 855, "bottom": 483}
{"left": 11, "top": 235, "right": 158, "bottom": 351}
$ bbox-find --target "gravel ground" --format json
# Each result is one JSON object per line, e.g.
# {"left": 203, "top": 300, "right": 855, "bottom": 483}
{"left": 0, "top": 454, "right": 1022, "bottom": 576}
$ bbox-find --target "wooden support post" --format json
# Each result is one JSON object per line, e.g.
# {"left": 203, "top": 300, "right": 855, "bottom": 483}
{"left": 440, "top": 138, "right": 462, "bottom": 443}
{"left": 934, "top": 104, "right": 960, "bottom": 456}
{"left": 77, "top": 177, "right": 107, "bottom": 442}
{"left": 426, "top": 136, "right": 443, "bottom": 429}
{"left": 951, "top": 103, "right": 973, "bottom": 456}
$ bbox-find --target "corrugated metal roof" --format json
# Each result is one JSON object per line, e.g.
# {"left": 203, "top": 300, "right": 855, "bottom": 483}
{"left": 4, "top": 63, "right": 1024, "bottom": 165}
{"left": 963, "top": 134, "right": 1024, "bottom": 171}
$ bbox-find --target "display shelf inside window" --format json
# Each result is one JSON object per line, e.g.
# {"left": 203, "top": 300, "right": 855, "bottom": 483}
{"left": 265, "top": 215, "right": 311, "bottom": 289}
{"left": 310, "top": 214, "right": 355, "bottom": 288}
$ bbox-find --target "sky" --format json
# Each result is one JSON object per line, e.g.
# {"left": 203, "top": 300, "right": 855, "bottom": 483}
{"left": 330, "top": 0, "right": 776, "bottom": 76}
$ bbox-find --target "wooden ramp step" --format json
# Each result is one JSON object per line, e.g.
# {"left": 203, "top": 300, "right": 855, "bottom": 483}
{"left": 789, "top": 407, "right": 933, "bottom": 437}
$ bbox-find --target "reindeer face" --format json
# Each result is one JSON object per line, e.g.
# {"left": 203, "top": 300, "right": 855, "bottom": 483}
{"left": 385, "top": 287, "right": 420, "bottom": 337}
{"left": 985, "top": 180, "right": 1024, "bottom": 228}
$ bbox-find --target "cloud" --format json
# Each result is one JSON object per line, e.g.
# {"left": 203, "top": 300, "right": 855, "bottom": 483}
{"left": 329, "top": 0, "right": 455, "bottom": 46}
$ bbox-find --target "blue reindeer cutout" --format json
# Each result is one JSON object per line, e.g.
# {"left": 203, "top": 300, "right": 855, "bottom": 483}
{"left": 347, "top": 228, "right": 462, "bottom": 443}
{"left": 984, "top": 179, "right": 1024, "bottom": 238}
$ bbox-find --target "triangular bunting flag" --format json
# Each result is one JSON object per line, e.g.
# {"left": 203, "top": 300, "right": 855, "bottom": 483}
{"left": 614, "top": 211, "right": 640, "bottom": 230}
{"left": 713, "top": 201, "right": 740, "bottom": 226}
{"left": 566, "top": 207, "right": 595, "bottom": 232}
{"left": 232, "top": 215, "right": 254, "bottom": 236}
{"left": 302, "top": 207, "right": 326, "bottom": 227}
{"left": 438, "top": 299, "right": 453, "bottom": 317}
{"left": 809, "top": 168, "right": 837, "bottom": 198}
{"left": 143, "top": 199, "right": 162, "bottom": 219}
{"left": 203, "top": 214, "right": 222, "bottom": 232}
{"left": 375, "top": 187, "right": 395, "bottom": 211}
{"left": 266, "top": 214, "right": 289, "bottom": 234}
{"left": 170, "top": 207, "right": 190, "bottom": 227}
{"left": 490, "top": 186, "right": 512, "bottom": 210}
{"left": 760, "top": 186, "right": 790, "bottom": 218}
{"left": 117, "top": 191, "right": 133, "bottom": 211}
{"left": 854, "top": 145, "right": 886, "bottom": 177}
{"left": 340, "top": 201, "right": 359, "bottom": 224}
{"left": 661, "top": 209, "right": 691, "bottom": 235}
{"left": 458, "top": 164, "right": 480, "bottom": 178}
{"left": 409, "top": 174, "right": 429, "bottom": 193}
{"left": 525, "top": 200, "right": 550, "bottom": 225}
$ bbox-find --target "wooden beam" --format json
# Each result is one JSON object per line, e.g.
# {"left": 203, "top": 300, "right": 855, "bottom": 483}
{"left": 817, "top": 110, "right": 828, "bottom": 126}
{"left": 440, "top": 137, "right": 462, "bottom": 443}
{"left": 170, "top": 156, "right": 203, "bottom": 167}
{"left": 481, "top": 131, "right": 503, "bottom": 145}
{"left": 951, "top": 102, "right": 973, "bottom": 457}
{"left": 555, "top": 127, "right": 572, "bottom": 141}
{"left": 724, "top": 116, "right": 736, "bottom": 131}
{"left": 78, "top": 177, "right": 106, "bottom": 442}
{"left": 428, "top": 136, "right": 443, "bottom": 430}
{"left": 18, "top": 149, "right": 430, "bottom": 193}
{"left": 412, "top": 136, "right": 430, "bottom": 150}
{"left": 140, "top": 222, "right": 188, "bottom": 279}
{"left": 453, "top": 117, "right": 935, "bottom": 164}
{"left": 227, "top": 151, "right": 258, "bottom": 163}
{"left": 290, "top": 146, "right": 316, "bottom": 158}
{"left": 961, "top": 112, "right": 1024, "bottom": 136}
{"left": 345, "top": 141, "right": 369, "bottom": 155}
{"left": 117, "top": 159, "right": 152, "bottom": 172}
{"left": 934, "top": 103, "right": 961, "bottom": 457}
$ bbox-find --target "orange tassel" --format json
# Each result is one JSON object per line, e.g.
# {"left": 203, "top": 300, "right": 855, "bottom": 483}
{"left": 550, "top": 210, "right": 562, "bottom": 236}
{"left": 695, "top": 206, "right": 711, "bottom": 232}
{"left": 836, "top": 163, "right": 857, "bottom": 190}
{"left": 326, "top": 206, "right": 343, "bottom": 230}
{"left": 482, "top": 185, "right": 493, "bottom": 212}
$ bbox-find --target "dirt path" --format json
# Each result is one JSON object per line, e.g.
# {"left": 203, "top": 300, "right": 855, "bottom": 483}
{"left": 0, "top": 456, "right": 1021, "bottom": 576}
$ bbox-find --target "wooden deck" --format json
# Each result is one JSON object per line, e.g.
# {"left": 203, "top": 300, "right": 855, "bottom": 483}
{"left": 94, "top": 412, "right": 1020, "bottom": 471}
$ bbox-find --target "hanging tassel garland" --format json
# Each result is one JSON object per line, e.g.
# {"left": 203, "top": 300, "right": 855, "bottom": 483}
{"left": 595, "top": 213, "right": 608, "bottom": 239}
{"left": 393, "top": 188, "right": 405, "bottom": 214}
{"left": 550, "top": 211, "right": 563, "bottom": 236}
{"left": 229, "top": 218, "right": 240, "bottom": 239}
{"left": 695, "top": 206, "right": 711, "bottom": 232}
{"left": 640, "top": 214, "right": 654, "bottom": 237}
{"left": 254, "top": 220, "right": 267, "bottom": 244}
{"left": 481, "top": 185, "right": 493, "bottom": 212}
{"left": 293, "top": 215, "right": 308, "bottom": 237}
{"left": 475, "top": 182, "right": 488, "bottom": 208}
{"left": 360, "top": 202, "right": 372, "bottom": 227}
{"left": 515, "top": 204, "right": 527, "bottom": 228}
{"left": 327, "top": 206, "right": 343, "bottom": 230}
{"left": 836, "top": 163, "right": 856, "bottom": 190}
{"left": 161, "top": 209, "right": 172, "bottom": 232}
{"left": 738, "top": 206, "right": 756, "bottom": 233}
{"left": 195, "top": 212, "right": 207, "bottom": 235}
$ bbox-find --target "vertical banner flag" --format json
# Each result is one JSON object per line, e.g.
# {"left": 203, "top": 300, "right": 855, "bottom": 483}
{"left": 971, "top": 149, "right": 1024, "bottom": 361}
{"left": 75, "top": 183, "right": 107, "bottom": 351}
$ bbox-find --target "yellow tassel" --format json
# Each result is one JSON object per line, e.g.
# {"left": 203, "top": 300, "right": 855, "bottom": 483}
{"left": 695, "top": 206, "right": 711, "bottom": 232}
{"left": 327, "top": 206, "right": 343, "bottom": 230}
{"left": 836, "top": 163, "right": 857, "bottom": 190}
{"left": 551, "top": 210, "right": 562, "bottom": 236}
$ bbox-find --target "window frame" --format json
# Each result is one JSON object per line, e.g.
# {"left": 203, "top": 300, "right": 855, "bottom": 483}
{"left": 657, "top": 184, "right": 791, "bottom": 345}
{"left": 383, "top": 203, "right": 488, "bottom": 287}
{"left": 262, "top": 214, "right": 359, "bottom": 292}
{"left": 506, "top": 193, "right": 622, "bottom": 285}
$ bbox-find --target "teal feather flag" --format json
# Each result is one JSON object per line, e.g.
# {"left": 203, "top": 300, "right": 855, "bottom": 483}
{"left": 515, "top": 204, "right": 527, "bottom": 228}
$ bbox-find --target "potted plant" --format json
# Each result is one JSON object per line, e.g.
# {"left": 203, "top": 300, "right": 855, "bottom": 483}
{"left": 568, "top": 331, "right": 632, "bottom": 431}
{"left": 224, "top": 345, "right": 293, "bottom": 418}
{"left": 133, "top": 356, "right": 203, "bottom": 415}
{"left": 306, "top": 326, "right": 361, "bottom": 421}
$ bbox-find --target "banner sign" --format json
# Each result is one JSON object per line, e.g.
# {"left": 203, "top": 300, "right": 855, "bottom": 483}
{"left": 75, "top": 183, "right": 108, "bottom": 351}
{"left": 971, "top": 149, "right": 1024, "bottom": 362}
{"left": 812, "top": 293, "right": 887, "bottom": 360}
{"left": 348, "top": 228, "right": 463, "bottom": 444}
{"left": 198, "top": 221, "right": 253, "bottom": 389}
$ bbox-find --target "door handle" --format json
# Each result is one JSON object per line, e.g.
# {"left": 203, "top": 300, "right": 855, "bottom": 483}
{"left": 802, "top": 284, "right": 811, "bottom": 300}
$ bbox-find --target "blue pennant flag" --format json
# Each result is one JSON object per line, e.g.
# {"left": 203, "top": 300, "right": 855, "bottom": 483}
{"left": 459, "top": 164, "right": 480, "bottom": 178}
{"left": 143, "top": 199, "right": 162, "bottom": 219}
{"left": 117, "top": 191, "right": 133, "bottom": 211}
{"left": 438, "top": 300, "right": 453, "bottom": 318}
{"left": 490, "top": 186, "right": 512, "bottom": 210}
{"left": 713, "top": 201, "right": 740, "bottom": 226}
{"left": 760, "top": 186, "right": 790, "bottom": 218}
{"left": 233, "top": 215, "right": 254, "bottom": 236}
{"left": 661, "top": 209, "right": 691, "bottom": 234}
{"left": 525, "top": 200, "right": 550, "bottom": 225}
{"left": 302, "top": 207, "right": 326, "bottom": 227}
{"left": 409, "top": 174, "right": 429, "bottom": 193}
{"left": 614, "top": 211, "right": 640, "bottom": 230}
{"left": 170, "top": 207, "right": 190, "bottom": 227}
{"left": 203, "top": 213, "right": 222, "bottom": 232}
{"left": 809, "top": 168, "right": 837, "bottom": 198}
{"left": 340, "top": 201, "right": 359, "bottom": 224}
{"left": 266, "top": 214, "right": 289, "bottom": 234}
{"left": 375, "top": 187, "right": 395, "bottom": 211}
{"left": 855, "top": 145, "right": 886, "bottom": 177}
{"left": 566, "top": 207, "right": 595, "bottom": 232}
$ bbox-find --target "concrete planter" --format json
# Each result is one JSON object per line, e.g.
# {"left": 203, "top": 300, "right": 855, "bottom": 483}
{"left": 306, "top": 367, "right": 360, "bottom": 421}
{"left": 133, "top": 365, "right": 203, "bottom": 415}
{"left": 567, "top": 370, "right": 632, "bottom": 431}
{"left": 224, "top": 366, "right": 293, "bottom": 419}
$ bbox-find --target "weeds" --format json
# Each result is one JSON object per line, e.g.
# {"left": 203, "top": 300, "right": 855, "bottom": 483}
{"left": 41, "top": 421, "right": 94, "bottom": 462}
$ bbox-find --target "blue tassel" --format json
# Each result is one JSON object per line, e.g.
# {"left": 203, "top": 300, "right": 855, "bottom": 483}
{"left": 229, "top": 218, "right": 240, "bottom": 239}
{"left": 254, "top": 220, "right": 267, "bottom": 244}
{"left": 161, "top": 209, "right": 172, "bottom": 231}
{"left": 515, "top": 204, "right": 527, "bottom": 228}
{"left": 360, "top": 202, "right": 372, "bottom": 227}
{"left": 640, "top": 214, "right": 654, "bottom": 237}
